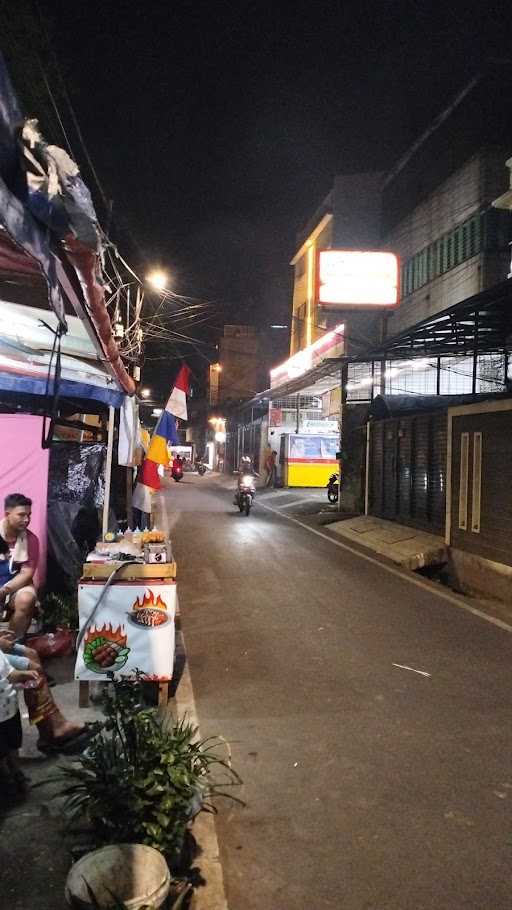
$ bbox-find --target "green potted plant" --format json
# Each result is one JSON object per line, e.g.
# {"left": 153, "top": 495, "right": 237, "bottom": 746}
{"left": 54, "top": 675, "right": 243, "bottom": 870}
{"left": 41, "top": 591, "right": 79, "bottom": 630}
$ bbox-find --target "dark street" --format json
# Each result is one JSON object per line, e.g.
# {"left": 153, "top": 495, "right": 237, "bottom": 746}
{"left": 157, "top": 473, "right": 512, "bottom": 910}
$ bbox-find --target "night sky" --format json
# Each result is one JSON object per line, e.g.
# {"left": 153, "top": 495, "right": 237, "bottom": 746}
{"left": 5, "top": 1, "right": 512, "bottom": 391}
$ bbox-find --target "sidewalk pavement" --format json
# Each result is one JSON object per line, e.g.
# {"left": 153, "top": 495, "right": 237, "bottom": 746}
{"left": 1, "top": 654, "right": 103, "bottom": 910}
{"left": 328, "top": 515, "right": 447, "bottom": 570}
{"left": 2, "top": 633, "right": 230, "bottom": 910}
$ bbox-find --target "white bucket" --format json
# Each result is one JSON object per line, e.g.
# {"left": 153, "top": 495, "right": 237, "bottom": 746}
{"left": 65, "top": 843, "right": 171, "bottom": 909}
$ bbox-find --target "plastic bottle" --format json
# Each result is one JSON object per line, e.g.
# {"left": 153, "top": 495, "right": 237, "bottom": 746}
{"left": 132, "top": 528, "right": 142, "bottom": 548}
{"left": 124, "top": 527, "right": 133, "bottom": 543}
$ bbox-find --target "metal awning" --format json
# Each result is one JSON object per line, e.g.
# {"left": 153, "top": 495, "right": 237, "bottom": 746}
{"left": 235, "top": 356, "right": 346, "bottom": 413}
{"left": 357, "top": 279, "right": 512, "bottom": 362}
{"left": 232, "top": 279, "right": 512, "bottom": 418}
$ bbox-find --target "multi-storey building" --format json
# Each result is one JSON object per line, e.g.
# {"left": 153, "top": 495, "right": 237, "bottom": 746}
{"left": 288, "top": 62, "right": 512, "bottom": 365}
{"left": 289, "top": 172, "right": 383, "bottom": 357}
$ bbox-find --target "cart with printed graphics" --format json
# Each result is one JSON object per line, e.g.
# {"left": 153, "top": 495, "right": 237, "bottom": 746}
{"left": 76, "top": 561, "right": 177, "bottom": 707}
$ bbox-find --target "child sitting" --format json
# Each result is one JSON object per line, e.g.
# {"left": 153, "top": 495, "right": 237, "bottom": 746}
{"left": 0, "top": 647, "right": 39, "bottom": 798}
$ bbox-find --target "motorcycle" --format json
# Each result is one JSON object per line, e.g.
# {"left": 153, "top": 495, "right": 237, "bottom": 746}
{"left": 171, "top": 461, "right": 184, "bottom": 482}
{"left": 195, "top": 461, "right": 207, "bottom": 476}
{"left": 236, "top": 474, "right": 256, "bottom": 516}
{"left": 326, "top": 472, "right": 339, "bottom": 504}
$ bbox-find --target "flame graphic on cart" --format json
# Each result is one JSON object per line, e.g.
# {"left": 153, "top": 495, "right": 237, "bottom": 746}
{"left": 134, "top": 590, "right": 167, "bottom": 611}
{"left": 128, "top": 589, "right": 169, "bottom": 628}
{"left": 84, "top": 623, "right": 127, "bottom": 646}
{"left": 83, "top": 623, "right": 130, "bottom": 674}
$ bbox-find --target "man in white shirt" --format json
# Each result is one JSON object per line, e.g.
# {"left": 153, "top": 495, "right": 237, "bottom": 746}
{"left": 0, "top": 648, "right": 38, "bottom": 795}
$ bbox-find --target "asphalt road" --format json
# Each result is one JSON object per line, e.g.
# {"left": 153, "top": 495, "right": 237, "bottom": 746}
{"left": 156, "top": 473, "right": 512, "bottom": 910}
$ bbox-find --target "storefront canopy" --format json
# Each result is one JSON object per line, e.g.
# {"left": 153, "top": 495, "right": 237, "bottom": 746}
{"left": 235, "top": 277, "right": 512, "bottom": 417}
{"left": 0, "top": 298, "right": 124, "bottom": 408}
{"left": 253, "top": 356, "right": 345, "bottom": 403}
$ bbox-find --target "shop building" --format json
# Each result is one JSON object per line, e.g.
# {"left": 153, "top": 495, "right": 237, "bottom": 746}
{"left": 210, "top": 325, "right": 261, "bottom": 405}
{"left": 230, "top": 63, "right": 512, "bottom": 528}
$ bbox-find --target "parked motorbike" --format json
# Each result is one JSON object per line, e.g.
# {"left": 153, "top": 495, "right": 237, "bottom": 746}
{"left": 327, "top": 472, "right": 339, "bottom": 504}
{"left": 195, "top": 461, "right": 207, "bottom": 476}
{"left": 236, "top": 474, "right": 256, "bottom": 516}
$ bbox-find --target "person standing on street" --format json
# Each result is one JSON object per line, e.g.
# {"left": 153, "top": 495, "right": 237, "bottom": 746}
{"left": 265, "top": 450, "right": 277, "bottom": 487}
{"left": 263, "top": 445, "right": 272, "bottom": 487}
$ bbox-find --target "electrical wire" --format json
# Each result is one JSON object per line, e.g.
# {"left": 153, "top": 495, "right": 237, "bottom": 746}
{"left": 37, "top": 63, "right": 76, "bottom": 158}
{"left": 35, "top": 1, "right": 112, "bottom": 214}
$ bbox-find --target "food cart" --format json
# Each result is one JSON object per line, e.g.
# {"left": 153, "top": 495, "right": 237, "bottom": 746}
{"left": 75, "top": 531, "right": 177, "bottom": 706}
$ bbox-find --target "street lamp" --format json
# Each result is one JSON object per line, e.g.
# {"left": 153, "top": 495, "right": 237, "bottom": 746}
{"left": 146, "top": 270, "right": 168, "bottom": 292}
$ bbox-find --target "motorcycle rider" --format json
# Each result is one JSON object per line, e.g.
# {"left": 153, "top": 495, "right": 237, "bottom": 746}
{"left": 171, "top": 452, "right": 184, "bottom": 481}
{"left": 233, "top": 455, "right": 258, "bottom": 506}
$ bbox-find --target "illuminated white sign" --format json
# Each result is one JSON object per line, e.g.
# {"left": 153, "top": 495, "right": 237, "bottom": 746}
{"left": 270, "top": 324, "right": 344, "bottom": 388}
{"left": 318, "top": 250, "right": 399, "bottom": 307}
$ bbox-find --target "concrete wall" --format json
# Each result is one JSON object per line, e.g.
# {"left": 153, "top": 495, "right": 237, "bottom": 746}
{"left": 390, "top": 255, "right": 484, "bottom": 334}
{"left": 386, "top": 155, "right": 482, "bottom": 258}
{"left": 341, "top": 404, "right": 370, "bottom": 512}
{"left": 446, "top": 548, "right": 512, "bottom": 605}
{"left": 219, "top": 326, "right": 261, "bottom": 402}
{"left": 385, "top": 149, "right": 511, "bottom": 334}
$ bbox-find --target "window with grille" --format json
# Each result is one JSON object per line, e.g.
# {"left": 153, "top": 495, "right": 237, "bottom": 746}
{"left": 399, "top": 209, "right": 511, "bottom": 300}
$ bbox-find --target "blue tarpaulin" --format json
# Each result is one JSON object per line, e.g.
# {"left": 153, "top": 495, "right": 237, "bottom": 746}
{"left": 0, "top": 371, "right": 124, "bottom": 408}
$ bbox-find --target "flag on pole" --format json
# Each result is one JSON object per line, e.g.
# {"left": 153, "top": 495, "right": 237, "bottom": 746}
{"left": 132, "top": 365, "right": 191, "bottom": 515}
{"left": 164, "top": 364, "right": 190, "bottom": 420}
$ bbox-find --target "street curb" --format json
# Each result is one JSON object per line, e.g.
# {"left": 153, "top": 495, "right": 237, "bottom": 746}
{"left": 173, "top": 631, "right": 229, "bottom": 910}
{"left": 258, "top": 499, "right": 512, "bottom": 635}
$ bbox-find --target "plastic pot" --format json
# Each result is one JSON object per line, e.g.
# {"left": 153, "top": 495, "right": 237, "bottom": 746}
{"left": 65, "top": 843, "right": 171, "bottom": 909}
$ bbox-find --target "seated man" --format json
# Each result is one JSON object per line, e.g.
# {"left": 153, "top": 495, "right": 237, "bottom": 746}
{"left": 0, "top": 493, "right": 92, "bottom": 753}
{"left": 0, "top": 493, "right": 39, "bottom": 639}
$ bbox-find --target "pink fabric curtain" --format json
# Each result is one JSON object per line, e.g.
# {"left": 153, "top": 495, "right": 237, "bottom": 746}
{"left": 0, "top": 415, "right": 49, "bottom": 586}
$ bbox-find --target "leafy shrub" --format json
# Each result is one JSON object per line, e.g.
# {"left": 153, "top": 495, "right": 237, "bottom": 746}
{"left": 41, "top": 591, "right": 79, "bottom": 629}
{"left": 56, "top": 675, "right": 242, "bottom": 865}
